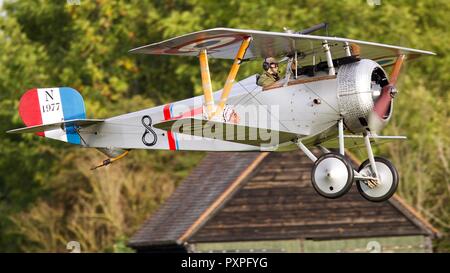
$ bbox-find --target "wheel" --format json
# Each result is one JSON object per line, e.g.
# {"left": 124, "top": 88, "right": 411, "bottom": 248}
{"left": 356, "top": 157, "right": 398, "bottom": 202}
{"left": 311, "top": 153, "right": 354, "bottom": 199}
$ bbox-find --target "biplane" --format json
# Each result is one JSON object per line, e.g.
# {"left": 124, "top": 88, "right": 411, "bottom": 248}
{"left": 8, "top": 25, "right": 435, "bottom": 202}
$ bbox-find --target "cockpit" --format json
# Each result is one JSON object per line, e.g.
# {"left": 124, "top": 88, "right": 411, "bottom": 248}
{"left": 258, "top": 55, "right": 361, "bottom": 91}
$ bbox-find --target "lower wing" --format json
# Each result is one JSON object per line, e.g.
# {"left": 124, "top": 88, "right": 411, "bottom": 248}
{"left": 319, "top": 134, "right": 407, "bottom": 149}
{"left": 153, "top": 117, "right": 299, "bottom": 149}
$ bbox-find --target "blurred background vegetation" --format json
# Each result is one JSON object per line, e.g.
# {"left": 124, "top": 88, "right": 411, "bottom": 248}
{"left": 0, "top": 0, "right": 448, "bottom": 252}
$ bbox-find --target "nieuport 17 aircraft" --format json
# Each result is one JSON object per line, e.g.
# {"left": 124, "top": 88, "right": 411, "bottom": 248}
{"left": 8, "top": 24, "right": 435, "bottom": 202}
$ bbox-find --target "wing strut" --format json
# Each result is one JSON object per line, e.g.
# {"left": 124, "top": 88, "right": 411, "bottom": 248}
{"left": 199, "top": 49, "right": 215, "bottom": 119}
{"left": 213, "top": 36, "right": 252, "bottom": 118}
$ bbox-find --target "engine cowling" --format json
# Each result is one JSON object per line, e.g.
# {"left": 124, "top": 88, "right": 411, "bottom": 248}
{"left": 337, "top": 59, "right": 392, "bottom": 133}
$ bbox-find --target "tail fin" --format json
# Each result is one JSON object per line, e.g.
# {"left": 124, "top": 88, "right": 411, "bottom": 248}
{"left": 15, "top": 87, "right": 89, "bottom": 144}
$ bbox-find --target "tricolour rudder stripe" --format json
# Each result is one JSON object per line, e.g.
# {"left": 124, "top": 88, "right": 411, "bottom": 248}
{"left": 60, "top": 87, "right": 86, "bottom": 144}
{"left": 18, "top": 88, "right": 44, "bottom": 137}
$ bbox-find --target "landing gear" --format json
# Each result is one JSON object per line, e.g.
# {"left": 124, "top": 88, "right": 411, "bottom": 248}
{"left": 295, "top": 118, "right": 399, "bottom": 202}
{"left": 311, "top": 153, "right": 354, "bottom": 199}
{"left": 356, "top": 157, "right": 398, "bottom": 202}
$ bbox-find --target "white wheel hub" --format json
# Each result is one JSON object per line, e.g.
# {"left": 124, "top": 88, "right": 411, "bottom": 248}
{"left": 314, "top": 157, "right": 349, "bottom": 194}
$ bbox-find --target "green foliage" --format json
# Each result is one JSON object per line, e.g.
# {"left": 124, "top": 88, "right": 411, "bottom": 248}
{"left": 0, "top": 0, "right": 448, "bottom": 252}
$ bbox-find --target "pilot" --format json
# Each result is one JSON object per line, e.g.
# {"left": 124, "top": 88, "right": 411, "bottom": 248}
{"left": 257, "top": 57, "right": 281, "bottom": 87}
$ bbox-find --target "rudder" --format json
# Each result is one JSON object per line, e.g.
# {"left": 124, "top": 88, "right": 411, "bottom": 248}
{"left": 18, "top": 87, "right": 86, "bottom": 144}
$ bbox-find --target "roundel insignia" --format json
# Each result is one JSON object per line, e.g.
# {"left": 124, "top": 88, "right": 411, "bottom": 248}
{"left": 166, "top": 35, "right": 244, "bottom": 54}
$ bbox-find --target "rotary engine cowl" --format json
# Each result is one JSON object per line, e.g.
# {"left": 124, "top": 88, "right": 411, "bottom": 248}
{"left": 337, "top": 59, "right": 391, "bottom": 133}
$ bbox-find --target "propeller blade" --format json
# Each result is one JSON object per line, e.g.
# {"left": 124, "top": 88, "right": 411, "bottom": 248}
{"left": 373, "top": 85, "right": 395, "bottom": 118}
{"left": 369, "top": 54, "right": 405, "bottom": 131}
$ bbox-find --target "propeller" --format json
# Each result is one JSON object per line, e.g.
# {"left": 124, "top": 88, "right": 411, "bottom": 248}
{"left": 369, "top": 54, "right": 406, "bottom": 132}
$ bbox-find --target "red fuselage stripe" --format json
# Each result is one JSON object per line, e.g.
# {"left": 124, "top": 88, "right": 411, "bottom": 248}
{"left": 163, "top": 104, "right": 176, "bottom": 150}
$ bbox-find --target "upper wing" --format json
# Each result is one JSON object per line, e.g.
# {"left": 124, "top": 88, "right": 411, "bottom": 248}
{"left": 130, "top": 28, "right": 435, "bottom": 67}
{"left": 7, "top": 119, "right": 104, "bottom": 134}
{"left": 153, "top": 117, "right": 299, "bottom": 148}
